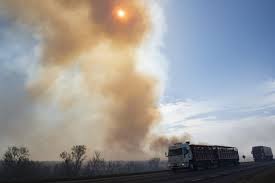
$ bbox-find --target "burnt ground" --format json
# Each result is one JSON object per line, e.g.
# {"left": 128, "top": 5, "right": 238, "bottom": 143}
{"left": 235, "top": 166, "right": 275, "bottom": 183}
{"left": 198, "top": 161, "right": 275, "bottom": 183}
{"left": 44, "top": 161, "right": 275, "bottom": 183}
{"left": 3, "top": 161, "right": 275, "bottom": 183}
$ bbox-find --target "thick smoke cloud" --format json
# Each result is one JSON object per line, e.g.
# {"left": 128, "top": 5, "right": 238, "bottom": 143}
{"left": 149, "top": 133, "right": 192, "bottom": 158}
{"left": 0, "top": 0, "right": 165, "bottom": 160}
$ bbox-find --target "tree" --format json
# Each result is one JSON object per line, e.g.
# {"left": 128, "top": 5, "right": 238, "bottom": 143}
{"left": 60, "top": 145, "right": 87, "bottom": 176}
{"left": 2, "top": 146, "right": 32, "bottom": 178}
{"left": 85, "top": 151, "right": 105, "bottom": 176}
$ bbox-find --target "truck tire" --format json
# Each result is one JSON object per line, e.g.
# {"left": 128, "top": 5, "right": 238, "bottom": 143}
{"left": 189, "top": 162, "right": 197, "bottom": 170}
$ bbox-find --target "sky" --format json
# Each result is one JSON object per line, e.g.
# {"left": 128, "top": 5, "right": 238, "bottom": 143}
{"left": 164, "top": 0, "right": 275, "bottom": 100}
{"left": 157, "top": 0, "right": 275, "bottom": 159}
{"left": 0, "top": 0, "right": 274, "bottom": 160}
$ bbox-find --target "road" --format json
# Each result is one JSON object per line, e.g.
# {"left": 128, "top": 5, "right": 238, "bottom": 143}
{"left": 47, "top": 161, "right": 275, "bottom": 183}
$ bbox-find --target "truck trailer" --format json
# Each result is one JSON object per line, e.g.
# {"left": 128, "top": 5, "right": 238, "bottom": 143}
{"left": 167, "top": 142, "right": 239, "bottom": 170}
{"left": 252, "top": 146, "right": 273, "bottom": 162}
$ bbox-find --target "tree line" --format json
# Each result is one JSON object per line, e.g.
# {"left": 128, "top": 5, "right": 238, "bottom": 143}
{"left": 0, "top": 145, "right": 164, "bottom": 181}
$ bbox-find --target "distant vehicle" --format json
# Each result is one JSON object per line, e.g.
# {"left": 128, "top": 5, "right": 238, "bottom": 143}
{"left": 166, "top": 142, "right": 239, "bottom": 170}
{"left": 251, "top": 146, "right": 273, "bottom": 162}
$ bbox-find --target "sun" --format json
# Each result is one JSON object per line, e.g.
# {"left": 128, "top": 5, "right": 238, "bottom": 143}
{"left": 117, "top": 9, "right": 126, "bottom": 18}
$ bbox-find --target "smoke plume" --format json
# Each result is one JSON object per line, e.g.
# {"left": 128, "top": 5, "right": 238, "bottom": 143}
{"left": 149, "top": 133, "right": 192, "bottom": 157}
{"left": 0, "top": 0, "right": 165, "bottom": 159}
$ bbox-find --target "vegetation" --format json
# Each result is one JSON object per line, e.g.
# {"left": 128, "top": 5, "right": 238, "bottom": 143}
{"left": 0, "top": 145, "right": 166, "bottom": 181}
{"left": 60, "top": 145, "right": 87, "bottom": 176}
{"left": 2, "top": 146, "right": 32, "bottom": 178}
{"left": 148, "top": 158, "right": 161, "bottom": 170}
{"left": 85, "top": 151, "right": 105, "bottom": 176}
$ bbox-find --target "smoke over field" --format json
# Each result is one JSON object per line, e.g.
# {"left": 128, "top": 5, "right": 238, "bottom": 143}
{"left": 0, "top": 0, "right": 167, "bottom": 160}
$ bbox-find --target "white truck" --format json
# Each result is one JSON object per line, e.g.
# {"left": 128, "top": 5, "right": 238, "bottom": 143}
{"left": 167, "top": 142, "right": 239, "bottom": 170}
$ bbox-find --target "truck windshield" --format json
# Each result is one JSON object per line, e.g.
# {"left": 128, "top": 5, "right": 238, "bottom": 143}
{"left": 168, "top": 148, "right": 183, "bottom": 156}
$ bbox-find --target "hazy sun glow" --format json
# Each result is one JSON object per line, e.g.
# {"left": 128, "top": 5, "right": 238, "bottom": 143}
{"left": 117, "top": 9, "right": 126, "bottom": 18}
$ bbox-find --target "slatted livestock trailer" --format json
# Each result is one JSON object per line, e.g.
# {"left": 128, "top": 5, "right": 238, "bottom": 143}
{"left": 252, "top": 146, "right": 273, "bottom": 162}
{"left": 167, "top": 142, "right": 239, "bottom": 170}
{"left": 190, "top": 145, "right": 239, "bottom": 169}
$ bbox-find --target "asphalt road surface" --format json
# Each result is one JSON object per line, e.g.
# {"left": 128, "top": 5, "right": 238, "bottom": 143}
{"left": 46, "top": 161, "right": 275, "bottom": 183}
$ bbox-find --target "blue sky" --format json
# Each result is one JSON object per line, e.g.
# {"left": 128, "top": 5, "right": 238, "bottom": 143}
{"left": 164, "top": 0, "right": 275, "bottom": 100}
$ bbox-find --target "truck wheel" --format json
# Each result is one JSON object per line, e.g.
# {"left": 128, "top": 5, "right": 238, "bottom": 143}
{"left": 189, "top": 162, "right": 196, "bottom": 170}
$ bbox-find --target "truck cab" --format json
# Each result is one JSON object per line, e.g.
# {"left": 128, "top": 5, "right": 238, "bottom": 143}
{"left": 167, "top": 142, "right": 192, "bottom": 169}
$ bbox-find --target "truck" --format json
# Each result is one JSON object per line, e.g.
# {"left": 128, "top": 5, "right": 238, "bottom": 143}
{"left": 167, "top": 142, "right": 239, "bottom": 170}
{"left": 252, "top": 146, "right": 273, "bottom": 162}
